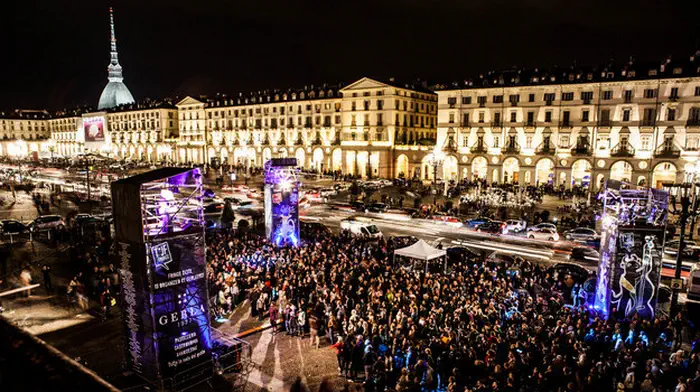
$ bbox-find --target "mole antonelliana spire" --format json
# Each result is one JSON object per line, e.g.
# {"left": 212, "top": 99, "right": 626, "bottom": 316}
{"left": 97, "top": 7, "right": 135, "bottom": 110}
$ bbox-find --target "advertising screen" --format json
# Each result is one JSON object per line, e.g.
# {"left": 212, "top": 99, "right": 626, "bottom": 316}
{"left": 148, "top": 233, "right": 211, "bottom": 377}
{"left": 83, "top": 116, "right": 106, "bottom": 142}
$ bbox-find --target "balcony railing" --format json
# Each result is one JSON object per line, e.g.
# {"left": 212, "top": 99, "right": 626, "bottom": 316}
{"left": 469, "top": 143, "right": 488, "bottom": 154}
{"left": 687, "top": 119, "right": 700, "bottom": 127}
{"left": 610, "top": 143, "right": 635, "bottom": 157}
{"left": 502, "top": 140, "right": 521, "bottom": 154}
{"left": 535, "top": 142, "right": 556, "bottom": 155}
{"left": 571, "top": 143, "right": 591, "bottom": 156}
{"left": 599, "top": 120, "right": 612, "bottom": 127}
{"left": 654, "top": 143, "right": 682, "bottom": 158}
{"left": 641, "top": 119, "right": 655, "bottom": 127}
{"left": 525, "top": 121, "right": 537, "bottom": 128}
{"left": 491, "top": 121, "right": 503, "bottom": 128}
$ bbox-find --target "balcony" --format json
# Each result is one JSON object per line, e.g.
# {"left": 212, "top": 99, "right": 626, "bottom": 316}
{"left": 295, "top": 135, "right": 304, "bottom": 146}
{"left": 571, "top": 143, "right": 592, "bottom": 156}
{"left": 599, "top": 120, "right": 612, "bottom": 127}
{"left": 525, "top": 121, "right": 537, "bottom": 128}
{"left": 610, "top": 143, "right": 635, "bottom": 157}
{"left": 535, "top": 142, "right": 556, "bottom": 155}
{"left": 491, "top": 121, "right": 503, "bottom": 128}
{"left": 501, "top": 140, "right": 521, "bottom": 155}
{"left": 468, "top": 142, "right": 486, "bottom": 154}
{"left": 654, "top": 143, "right": 681, "bottom": 158}
{"left": 640, "top": 119, "right": 655, "bottom": 127}
{"left": 560, "top": 121, "right": 572, "bottom": 129}
{"left": 311, "top": 134, "right": 322, "bottom": 146}
{"left": 687, "top": 119, "right": 700, "bottom": 127}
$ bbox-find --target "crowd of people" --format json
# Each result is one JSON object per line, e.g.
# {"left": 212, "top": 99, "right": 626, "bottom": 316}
{"left": 207, "top": 226, "right": 698, "bottom": 392}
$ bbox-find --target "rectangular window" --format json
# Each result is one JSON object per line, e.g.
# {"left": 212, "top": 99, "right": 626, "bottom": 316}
{"left": 528, "top": 93, "right": 535, "bottom": 102}
{"left": 601, "top": 109, "right": 611, "bottom": 125}
{"left": 562, "top": 111, "right": 571, "bottom": 125}
{"left": 670, "top": 87, "right": 679, "bottom": 99}
{"left": 602, "top": 90, "right": 612, "bottom": 100}
{"left": 493, "top": 136, "right": 500, "bottom": 148}
{"left": 526, "top": 135, "right": 533, "bottom": 148}
{"left": 581, "top": 91, "right": 594, "bottom": 102}
{"left": 509, "top": 94, "right": 520, "bottom": 104}
{"left": 493, "top": 112, "right": 501, "bottom": 125}
{"left": 560, "top": 135, "right": 570, "bottom": 147}
{"left": 562, "top": 92, "right": 574, "bottom": 101}
{"left": 449, "top": 113, "right": 455, "bottom": 123}
{"left": 641, "top": 136, "right": 651, "bottom": 150}
{"left": 582, "top": 110, "right": 589, "bottom": 122}
{"left": 695, "top": 86, "right": 700, "bottom": 96}
{"left": 510, "top": 112, "right": 517, "bottom": 122}
{"left": 527, "top": 111, "right": 535, "bottom": 125}
{"left": 545, "top": 111, "right": 552, "bottom": 122}
{"left": 623, "top": 109, "right": 631, "bottom": 122}
{"left": 447, "top": 97, "right": 457, "bottom": 106}
{"left": 644, "top": 89, "right": 657, "bottom": 99}
{"left": 463, "top": 113, "right": 470, "bottom": 125}
{"left": 462, "top": 96, "right": 472, "bottom": 105}
{"left": 479, "top": 112, "right": 485, "bottom": 123}
{"left": 667, "top": 108, "right": 676, "bottom": 121}
{"left": 477, "top": 96, "right": 487, "bottom": 106}
{"left": 544, "top": 93, "right": 556, "bottom": 103}
{"left": 624, "top": 90, "right": 633, "bottom": 102}
{"left": 493, "top": 95, "right": 504, "bottom": 104}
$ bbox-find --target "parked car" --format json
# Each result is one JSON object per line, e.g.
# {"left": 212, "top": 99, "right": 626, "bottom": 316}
{"left": 0, "top": 220, "right": 27, "bottom": 235}
{"left": 503, "top": 219, "right": 527, "bottom": 233}
{"left": 527, "top": 222, "right": 557, "bottom": 232}
{"left": 527, "top": 227, "right": 560, "bottom": 241}
{"left": 29, "top": 215, "right": 66, "bottom": 232}
{"left": 350, "top": 201, "right": 366, "bottom": 212}
{"left": 476, "top": 221, "right": 505, "bottom": 234}
{"left": 465, "top": 216, "right": 494, "bottom": 229}
{"left": 564, "top": 227, "right": 600, "bottom": 242}
{"left": 340, "top": 219, "right": 383, "bottom": 239}
{"left": 366, "top": 203, "right": 388, "bottom": 213}
{"left": 569, "top": 246, "right": 600, "bottom": 264}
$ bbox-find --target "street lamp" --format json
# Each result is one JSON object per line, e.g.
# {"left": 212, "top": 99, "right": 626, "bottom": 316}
{"left": 663, "top": 172, "right": 700, "bottom": 313}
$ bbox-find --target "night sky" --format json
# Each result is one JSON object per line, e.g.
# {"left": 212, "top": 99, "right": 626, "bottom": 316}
{"left": 3, "top": 0, "right": 700, "bottom": 111}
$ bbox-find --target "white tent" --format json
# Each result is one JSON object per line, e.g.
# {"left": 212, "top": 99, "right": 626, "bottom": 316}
{"left": 393, "top": 239, "right": 447, "bottom": 273}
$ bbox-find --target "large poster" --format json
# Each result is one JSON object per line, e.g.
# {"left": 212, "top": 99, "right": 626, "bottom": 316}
{"left": 83, "top": 116, "right": 106, "bottom": 142}
{"left": 610, "top": 227, "right": 664, "bottom": 319}
{"left": 264, "top": 159, "right": 300, "bottom": 247}
{"left": 148, "top": 233, "right": 211, "bottom": 377}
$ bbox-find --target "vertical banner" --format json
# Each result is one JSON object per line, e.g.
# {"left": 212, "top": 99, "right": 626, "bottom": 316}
{"left": 117, "top": 241, "right": 159, "bottom": 380}
{"left": 148, "top": 234, "right": 211, "bottom": 377}
{"left": 611, "top": 227, "right": 664, "bottom": 319}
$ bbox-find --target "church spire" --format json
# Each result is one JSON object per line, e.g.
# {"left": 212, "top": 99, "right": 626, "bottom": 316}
{"left": 107, "top": 7, "right": 124, "bottom": 82}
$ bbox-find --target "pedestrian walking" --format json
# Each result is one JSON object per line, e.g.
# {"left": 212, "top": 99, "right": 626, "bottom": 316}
{"left": 269, "top": 302, "right": 279, "bottom": 334}
{"left": 42, "top": 265, "right": 53, "bottom": 293}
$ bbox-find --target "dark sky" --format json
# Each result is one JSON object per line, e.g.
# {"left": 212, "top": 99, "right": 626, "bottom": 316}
{"left": 3, "top": 0, "right": 700, "bottom": 111}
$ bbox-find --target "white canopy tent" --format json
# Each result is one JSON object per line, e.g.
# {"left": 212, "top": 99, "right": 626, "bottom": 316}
{"left": 393, "top": 239, "right": 448, "bottom": 273}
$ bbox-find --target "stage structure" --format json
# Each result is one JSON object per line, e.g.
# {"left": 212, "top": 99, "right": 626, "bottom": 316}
{"left": 264, "top": 158, "right": 300, "bottom": 247}
{"left": 594, "top": 180, "right": 669, "bottom": 319}
{"left": 111, "top": 168, "right": 213, "bottom": 391}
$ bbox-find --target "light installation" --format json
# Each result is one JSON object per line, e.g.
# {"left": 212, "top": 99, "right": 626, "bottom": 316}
{"left": 264, "top": 158, "right": 300, "bottom": 247}
{"left": 594, "top": 180, "right": 668, "bottom": 319}
{"left": 111, "top": 168, "right": 213, "bottom": 390}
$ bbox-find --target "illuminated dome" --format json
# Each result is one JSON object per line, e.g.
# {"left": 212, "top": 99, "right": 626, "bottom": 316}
{"left": 97, "top": 8, "right": 135, "bottom": 110}
{"left": 98, "top": 80, "right": 135, "bottom": 110}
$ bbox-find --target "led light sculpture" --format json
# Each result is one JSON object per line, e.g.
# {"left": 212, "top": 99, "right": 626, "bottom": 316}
{"left": 264, "top": 158, "right": 300, "bottom": 247}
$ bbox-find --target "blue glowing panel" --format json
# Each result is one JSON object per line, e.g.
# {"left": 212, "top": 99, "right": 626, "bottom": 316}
{"left": 264, "top": 159, "right": 300, "bottom": 247}
{"left": 149, "top": 234, "right": 212, "bottom": 377}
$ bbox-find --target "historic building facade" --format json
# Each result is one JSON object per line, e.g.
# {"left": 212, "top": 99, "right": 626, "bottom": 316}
{"left": 434, "top": 62, "right": 700, "bottom": 189}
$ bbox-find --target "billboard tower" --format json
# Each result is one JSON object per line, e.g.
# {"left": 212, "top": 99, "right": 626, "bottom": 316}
{"left": 594, "top": 180, "right": 669, "bottom": 319}
{"left": 264, "top": 158, "right": 300, "bottom": 247}
{"left": 111, "top": 168, "right": 213, "bottom": 390}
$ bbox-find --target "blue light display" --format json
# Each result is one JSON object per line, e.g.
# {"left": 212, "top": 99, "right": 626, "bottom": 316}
{"left": 264, "top": 159, "right": 300, "bottom": 247}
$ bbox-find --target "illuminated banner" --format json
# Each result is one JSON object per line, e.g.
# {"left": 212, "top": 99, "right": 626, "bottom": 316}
{"left": 264, "top": 158, "right": 300, "bottom": 247}
{"left": 148, "top": 234, "right": 211, "bottom": 377}
{"left": 594, "top": 180, "right": 668, "bottom": 319}
{"left": 611, "top": 227, "right": 664, "bottom": 319}
{"left": 83, "top": 116, "right": 106, "bottom": 142}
